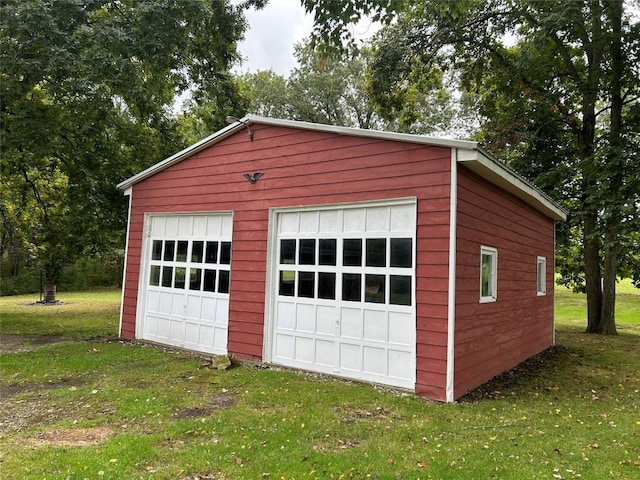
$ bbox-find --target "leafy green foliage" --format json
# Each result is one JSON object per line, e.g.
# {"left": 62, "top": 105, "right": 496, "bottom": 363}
{"left": 237, "top": 43, "right": 385, "bottom": 128}
{"left": 303, "top": 0, "right": 640, "bottom": 333}
{"left": 0, "top": 0, "right": 256, "bottom": 284}
{"left": 237, "top": 39, "right": 478, "bottom": 136}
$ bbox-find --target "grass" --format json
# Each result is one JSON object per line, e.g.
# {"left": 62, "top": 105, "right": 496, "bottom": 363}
{"left": 555, "top": 278, "right": 640, "bottom": 328}
{"left": 0, "top": 287, "right": 638, "bottom": 479}
{"left": 0, "top": 289, "right": 121, "bottom": 338}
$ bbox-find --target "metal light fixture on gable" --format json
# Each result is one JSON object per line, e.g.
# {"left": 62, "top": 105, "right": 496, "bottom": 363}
{"left": 225, "top": 116, "right": 262, "bottom": 184}
{"left": 225, "top": 115, "right": 254, "bottom": 141}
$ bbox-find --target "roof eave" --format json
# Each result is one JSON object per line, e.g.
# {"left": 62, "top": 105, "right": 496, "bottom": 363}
{"left": 242, "top": 114, "right": 480, "bottom": 150}
{"left": 457, "top": 149, "right": 568, "bottom": 221}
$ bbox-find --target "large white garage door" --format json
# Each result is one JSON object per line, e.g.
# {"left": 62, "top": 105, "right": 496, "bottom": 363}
{"left": 140, "top": 213, "right": 232, "bottom": 355}
{"left": 270, "top": 200, "right": 416, "bottom": 390}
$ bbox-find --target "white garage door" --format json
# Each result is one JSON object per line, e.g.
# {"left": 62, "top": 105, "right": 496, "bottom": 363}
{"left": 269, "top": 199, "right": 416, "bottom": 390}
{"left": 140, "top": 213, "right": 232, "bottom": 355}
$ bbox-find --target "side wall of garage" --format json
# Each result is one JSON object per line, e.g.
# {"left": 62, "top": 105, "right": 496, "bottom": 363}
{"left": 454, "top": 166, "right": 555, "bottom": 398}
{"left": 120, "top": 123, "right": 454, "bottom": 398}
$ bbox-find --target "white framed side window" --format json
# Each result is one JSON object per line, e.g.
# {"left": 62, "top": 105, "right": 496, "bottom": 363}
{"left": 480, "top": 246, "right": 498, "bottom": 303}
{"left": 537, "top": 256, "right": 547, "bottom": 296}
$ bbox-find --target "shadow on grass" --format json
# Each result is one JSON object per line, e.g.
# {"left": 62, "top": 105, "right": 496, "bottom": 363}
{"left": 459, "top": 344, "right": 570, "bottom": 403}
{"left": 460, "top": 324, "right": 640, "bottom": 404}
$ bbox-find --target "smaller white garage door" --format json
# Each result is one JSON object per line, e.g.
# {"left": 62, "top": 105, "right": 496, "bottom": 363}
{"left": 269, "top": 200, "right": 416, "bottom": 390}
{"left": 139, "top": 213, "right": 232, "bottom": 355}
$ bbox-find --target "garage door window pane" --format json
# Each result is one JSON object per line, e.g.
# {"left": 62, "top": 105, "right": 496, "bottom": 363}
{"left": 318, "top": 272, "right": 336, "bottom": 299}
{"left": 219, "top": 270, "right": 230, "bottom": 294}
{"left": 205, "top": 242, "right": 218, "bottom": 264}
{"left": 161, "top": 266, "right": 173, "bottom": 287}
{"left": 189, "top": 268, "right": 202, "bottom": 290}
{"left": 298, "top": 271, "right": 315, "bottom": 298}
{"left": 280, "top": 239, "right": 296, "bottom": 264}
{"left": 342, "top": 273, "right": 362, "bottom": 302}
{"left": 164, "top": 241, "right": 175, "bottom": 261}
{"left": 220, "top": 242, "right": 231, "bottom": 265}
{"left": 279, "top": 270, "right": 295, "bottom": 296}
{"left": 343, "top": 239, "right": 362, "bottom": 266}
{"left": 390, "top": 275, "right": 412, "bottom": 306}
{"left": 174, "top": 267, "right": 186, "bottom": 289}
{"left": 366, "top": 238, "right": 386, "bottom": 267}
{"left": 176, "top": 241, "right": 189, "bottom": 262}
{"left": 150, "top": 265, "right": 161, "bottom": 286}
{"left": 299, "top": 239, "right": 316, "bottom": 265}
{"left": 319, "top": 239, "right": 336, "bottom": 266}
{"left": 203, "top": 269, "right": 216, "bottom": 292}
{"left": 152, "top": 240, "right": 162, "bottom": 261}
{"left": 365, "top": 274, "right": 385, "bottom": 303}
{"left": 390, "top": 238, "right": 412, "bottom": 268}
{"left": 191, "top": 241, "right": 204, "bottom": 263}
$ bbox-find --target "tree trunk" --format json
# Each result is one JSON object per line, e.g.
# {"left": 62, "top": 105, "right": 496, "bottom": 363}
{"left": 579, "top": 3, "right": 604, "bottom": 333}
{"left": 584, "top": 210, "right": 603, "bottom": 333}
{"left": 601, "top": 230, "right": 618, "bottom": 335}
{"left": 599, "top": 0, "right": 624, "bottom": 336}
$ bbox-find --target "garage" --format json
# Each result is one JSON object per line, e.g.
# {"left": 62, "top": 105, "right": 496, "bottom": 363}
{"left": 139, "top": 213, "right": 232, "bottom": 355}
{"left": 119, "top": 115, "right": 565, "bottom": 401}
{"left": 267, "top": 199, "right": 417, "bottom": 389}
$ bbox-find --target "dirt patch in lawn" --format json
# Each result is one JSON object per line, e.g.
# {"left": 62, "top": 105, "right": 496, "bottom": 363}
{"left": 1, "top": 378, "right": 86, "bottom": 397}
{"left": 336, "top": 406, "right": 401, "bottom": 424}
{"left": 179, "top": 474, "right": 229, "bottom": 480}
{"left": 25, "top": 425, "right": 116, "bottom": 448}
{"left": 0, "top": 384, "right": 116, "bottom": 433}
{"left": 0, "top": 334, "right": 73, "bottom": 353}
{"left": 173, "top": 394, "right": 236, "bottom": 419}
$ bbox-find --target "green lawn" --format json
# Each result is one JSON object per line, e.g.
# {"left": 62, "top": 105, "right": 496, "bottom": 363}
{"left": 0, "top": 287, "right": 638, "bottom": 479}
{"left": 555, "top": 279, "right": 640, "bottom": 329}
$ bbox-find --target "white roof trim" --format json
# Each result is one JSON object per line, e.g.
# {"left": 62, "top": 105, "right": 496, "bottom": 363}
{"left": 243, "top": 114, "right": 480, "bottom": 150}
{"left": 457, "top": 149, "right": 567, "bottom": 221}
{"left": 116, "top": 115, "right": 566, "bottom": 221}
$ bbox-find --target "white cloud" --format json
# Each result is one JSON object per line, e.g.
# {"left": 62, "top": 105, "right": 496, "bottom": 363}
{"left": 235, "top": 0, "right": 380, "bottom": 77}
{"left": 236, "top": 0, "right": 314, "bottom": 76}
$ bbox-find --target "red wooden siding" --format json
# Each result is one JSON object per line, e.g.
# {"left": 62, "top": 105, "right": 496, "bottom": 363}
{"left": 120, "top": 123, "right": 454, "bottom": 399}
{"left": 454, "top": 166, "right": 555, "bottom": 399}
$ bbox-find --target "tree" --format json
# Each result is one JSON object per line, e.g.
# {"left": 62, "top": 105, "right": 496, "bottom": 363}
{"left": 1, "top": 0, "right": 265, "bottom": 287}
{"left": 238, "top": 39, "right": 478, "bottom": 136}
{"left": 302, "top": 0, "right": 640, "bottom": 333}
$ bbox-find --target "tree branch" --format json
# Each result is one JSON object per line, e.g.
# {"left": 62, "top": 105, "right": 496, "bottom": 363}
{"left": 20, "top": 169, "right": 49, "bottom": 224}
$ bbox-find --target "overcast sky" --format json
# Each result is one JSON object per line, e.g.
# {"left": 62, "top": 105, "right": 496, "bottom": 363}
{"left": 235, "top": 0, "right": 380, "bottom": 77}
{"left": 235, "top": 0, "right": 314, "bottom": 76}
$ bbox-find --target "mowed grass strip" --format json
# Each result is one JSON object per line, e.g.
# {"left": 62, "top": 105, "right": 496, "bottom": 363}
{"left": 0, "top": 287, "right": 638, "bottom": 480}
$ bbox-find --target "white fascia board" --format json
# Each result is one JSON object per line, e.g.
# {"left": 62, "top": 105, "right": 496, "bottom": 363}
{"left": 243, "top": 114, "right": 480, "bottom": 151}
{"left": 457, "top": 149, "right": 568, "bottom": 221}
{"left": 118, "top": 187, "right": 133, "bottom": 336}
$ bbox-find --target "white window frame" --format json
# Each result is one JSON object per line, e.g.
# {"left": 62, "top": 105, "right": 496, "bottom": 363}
{"left": 479, "top": 246, "right": 498, "bottom": 303}
{"left": 537, "top": 256, "right": 547, "bottom": 296}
